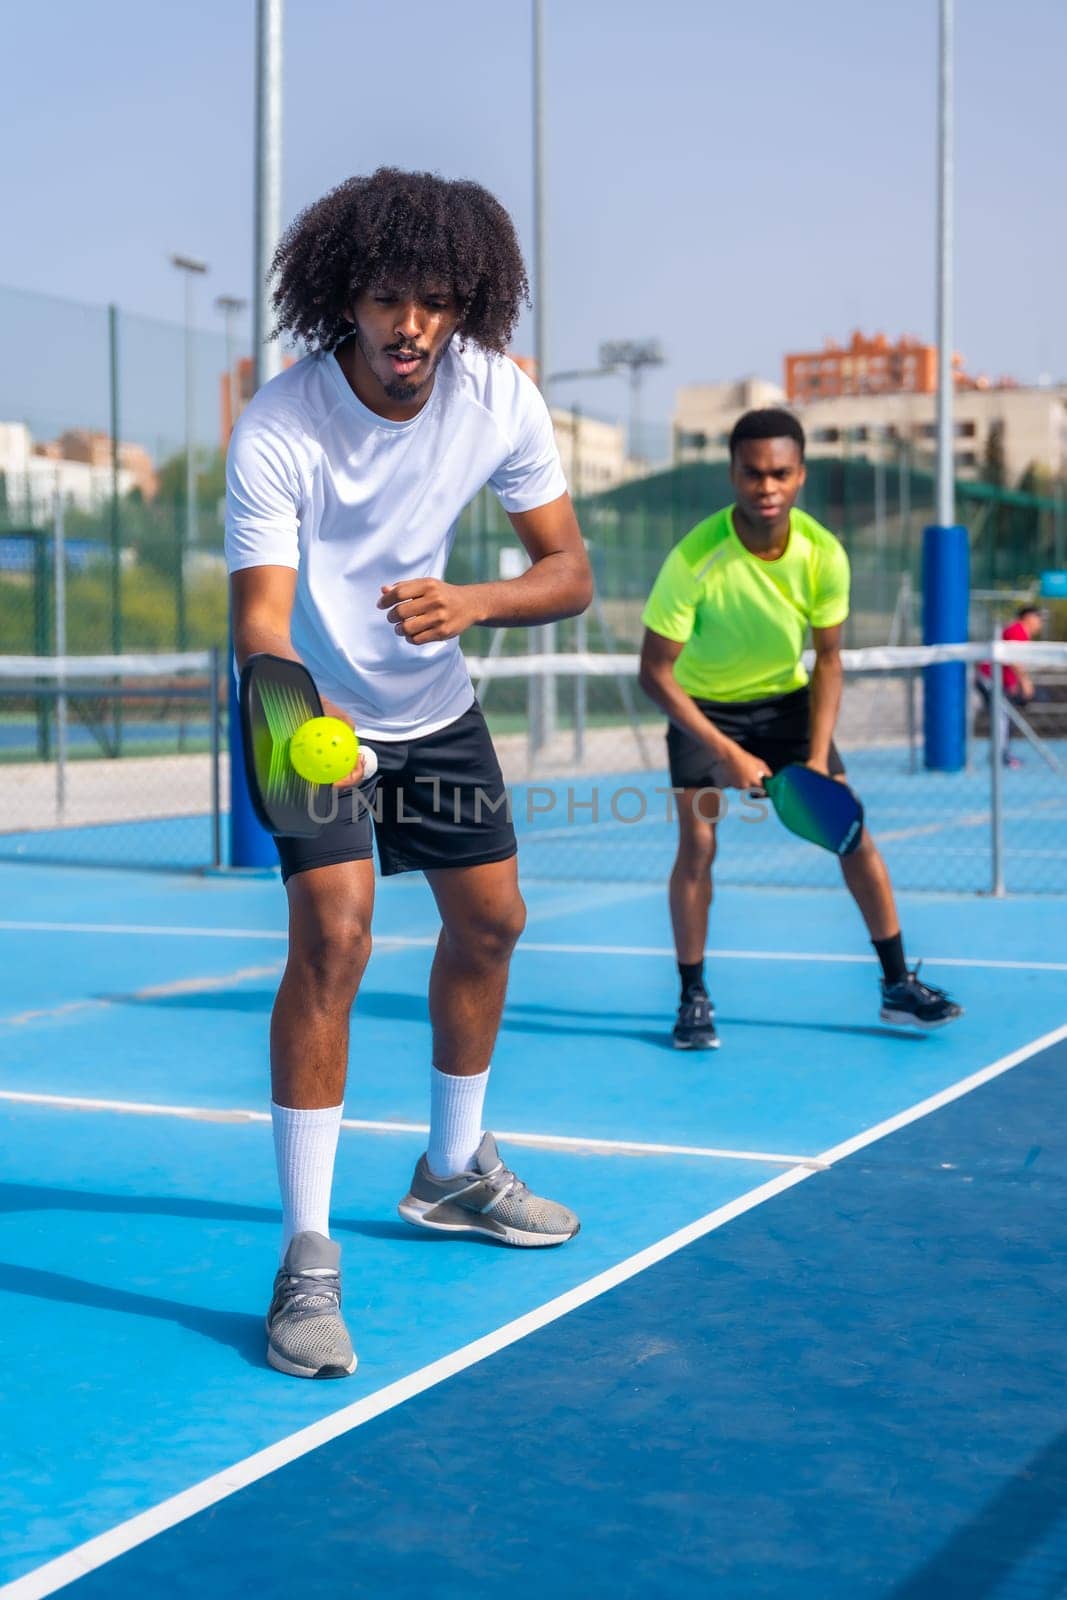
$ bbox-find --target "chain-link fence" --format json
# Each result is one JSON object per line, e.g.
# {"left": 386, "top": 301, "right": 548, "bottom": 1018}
{"left": 0, "top": 283, "right": 235, "bottom": 662}
{"left": 0, "top": 651, "right": 222, "bottom": 870}
{"left": 3, "top": 281, "right": 1066, "bottom": 886}
{"left": 4, "top": 642, "right": 1063, "bottom": 891}
{"left": 475, "top": 643, "right": 1067, "bottom": 897}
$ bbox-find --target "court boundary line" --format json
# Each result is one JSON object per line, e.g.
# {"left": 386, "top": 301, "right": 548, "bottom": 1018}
{"left": 1, "top": 921, "right": 1065, "bottom": 973}
{"left": 3, "top": 1020, "right": 1065, "bottom": 1600}
{"left": 0, "top": 1090, "right": 825, "bottom": 1170}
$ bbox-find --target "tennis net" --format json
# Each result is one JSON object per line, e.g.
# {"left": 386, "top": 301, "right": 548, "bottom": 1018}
{"left": 472, "top": 640, "right": 1067, "bottom": 896}
{"left": 0, "top": 650, "right": 222, "bottom": 869}
{"left": 1, "top": 642, "right": 1065, "bottom": 892}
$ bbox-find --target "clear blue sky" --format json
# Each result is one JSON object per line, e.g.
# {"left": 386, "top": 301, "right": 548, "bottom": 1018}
{"left": 4, "top": 0, "right": 1065, "bottom": 455}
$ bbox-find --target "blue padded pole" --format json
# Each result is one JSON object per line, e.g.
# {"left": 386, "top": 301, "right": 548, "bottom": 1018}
{"left": 921, "top": 522, "right": 969, "bottom": 771}
{"left": 228, "top": 635, "right": 275, "bottom": 868}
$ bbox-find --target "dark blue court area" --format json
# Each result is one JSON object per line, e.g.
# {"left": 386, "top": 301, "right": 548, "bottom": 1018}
{"left": 0, "top": 862, "right": 1064, "bottom": 1598}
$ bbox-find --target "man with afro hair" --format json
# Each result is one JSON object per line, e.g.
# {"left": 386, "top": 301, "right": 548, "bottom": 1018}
{"left": 226, "top": 168, "right": 592, "bottom": 1379}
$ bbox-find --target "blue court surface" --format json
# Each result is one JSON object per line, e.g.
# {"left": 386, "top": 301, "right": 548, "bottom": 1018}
{"left": 0, "top": 859, "right": 1064, "bottom": 1597}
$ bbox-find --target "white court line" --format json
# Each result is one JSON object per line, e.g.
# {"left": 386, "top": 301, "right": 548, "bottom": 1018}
{"left": 0, "top": 1091, "right": 824, "bottom": 1170}
{"left": 4, "top": 1019, "right": 1066, "bottom": 1600}
{"left": 1, "top": 965, "right": 286, "bottom": 1028}
{"left": 1, "top": 922, "right": 1065, "bottom": 973}
{"left": 878, "top": 792, "right": 1066, "bottom": 845}
{"left": 0, "top": 919, "right": 291, "bottom": 940}
{"left": 816, "top": 1019, "right": 1067, "bottom": 1165}
{"left": 516, "top": 942, "right": 1067, "bottom": 974}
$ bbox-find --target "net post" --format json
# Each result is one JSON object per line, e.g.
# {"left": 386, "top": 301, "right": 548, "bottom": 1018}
{"left": 52, "top": 482, "right": 68, "bottom": 817}
{"left": 989, "top": 634, "right": 1005, "bottom": 896}
{"left": 574, "top": 609, "right": 587, "bottom": 765}
{"left": 906, "top": 668, "right": 918, "bottom": 774}
{"left": 33, "top": 531, "right": 51, "bottom": 761}
{"left": 108, "top": 302, "right": 124, "bottom": 756}
{"left": 210, "top": 647, "right": 222, "bottom": 869}
{"left": 921, "top": 522, "right": 969, "bottom": 770}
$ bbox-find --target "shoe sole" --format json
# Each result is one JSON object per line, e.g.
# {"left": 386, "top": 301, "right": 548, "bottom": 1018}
{"left": 265, "top": 1321, "right": 358, "bottom": 1379}
{"left": 673, "top": 1035, "right": 720, "bottom": 1050}
{"left": 397, "top": 1196, "right": 579, "bottom": 1248}
{"left": 879, "top": 1007, "right": 963, "bottom": 1030}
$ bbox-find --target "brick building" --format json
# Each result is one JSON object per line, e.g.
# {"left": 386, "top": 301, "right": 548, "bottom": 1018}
{"left": 785, "top": 331, "right": 972, "bottom": 404}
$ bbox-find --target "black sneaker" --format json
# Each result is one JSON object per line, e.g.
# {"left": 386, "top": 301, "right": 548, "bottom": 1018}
{"left": 880, "top": 963, "right": 962, "bottom": 1030}
{"left": 673, "top": 990, "right": 719, "bottom": 1050}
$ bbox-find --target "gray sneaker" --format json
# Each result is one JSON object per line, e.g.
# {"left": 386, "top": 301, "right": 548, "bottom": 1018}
{"left": 397, "top": 1131, "right": 580, "bottom": 1248}
{"left": 265, "top": 1231, "right": 357, "bottom": 1379}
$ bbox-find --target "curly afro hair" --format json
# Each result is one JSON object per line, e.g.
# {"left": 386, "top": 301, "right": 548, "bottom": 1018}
{"left": 270, "top": 167, "right": 529, "bottom": 355}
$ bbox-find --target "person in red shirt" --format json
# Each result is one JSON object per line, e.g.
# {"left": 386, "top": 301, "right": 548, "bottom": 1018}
{"left": 977, "top": 605, "right": 1044, "bottom": 767}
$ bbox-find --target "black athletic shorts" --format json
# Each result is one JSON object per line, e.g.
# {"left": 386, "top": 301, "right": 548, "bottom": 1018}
{"left": 666, "top": 685, "right": 845, "bottom": 789}
{"left": 274, "top": 700, "right": 517, "bottom": 883}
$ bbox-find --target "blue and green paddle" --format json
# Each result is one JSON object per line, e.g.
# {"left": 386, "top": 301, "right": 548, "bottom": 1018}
{"left": 762, "top": 764, "right": 864, "bottom": 856}
{"left": 239, "top": 653, "right": 368, "bottom": 837}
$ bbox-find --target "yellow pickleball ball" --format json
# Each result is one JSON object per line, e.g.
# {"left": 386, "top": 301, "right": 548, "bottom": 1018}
{"left": 288, "top": 717, "right": 360, "bottom": 785}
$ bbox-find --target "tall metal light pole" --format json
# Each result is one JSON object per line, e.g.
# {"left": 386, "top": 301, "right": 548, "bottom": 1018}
{"left": 170, "top": 252, "right": 208, "bottom": 649}
{"left": 532, "top": 1, "right": 547, "bottom": 398}
{"left": 254, "top": 0, "right": 284, "bottom": 388}
{"left": 529, "top": 0, "right": 555, "bottom": 754}
{"left": 935, "top": 0, "right": 954, "bottom": 527}
{"left": 598, "top": 340, "right": 666, "bottom": 466}
{"left": 231, "top": 0, "right": 285, "bottom": 868}
{"left": 215, "top": 294, "right": 248, "bottom": 442}
{"left": 922, "top": 0, "right": 968, "bottom": 772}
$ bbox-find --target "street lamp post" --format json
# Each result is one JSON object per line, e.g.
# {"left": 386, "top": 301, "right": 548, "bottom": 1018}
{"left": 255, "top": 0, "right": 284, "bottom": 389}
{"left": 598, "top": 340, "right": 665, "bottom": 465}
{"left": 528, "top": 0, "right": 555, "bottom": 754}
{"left": 215, "top": 294, "right": 248, "bottom": 443}
{"left": 230, "top": 0, "right": 285, "bottom": 870}
{"left": 170, "top": 252, "right": 208, "bottom": 652}
{"left": 922, "top": 0, "right": 968, "bottom": 773}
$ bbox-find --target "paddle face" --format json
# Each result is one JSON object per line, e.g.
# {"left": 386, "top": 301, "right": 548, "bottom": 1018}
{"left": 763, "top": 763, "right": 864, "bottom": 856}
{"left": 239, "top": 654, "right": 333, "bottom": 837}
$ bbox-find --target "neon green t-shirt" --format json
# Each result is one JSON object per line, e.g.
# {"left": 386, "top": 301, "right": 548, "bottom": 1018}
{"left": 640, "top": 505, "right": 850, "bottom": 702}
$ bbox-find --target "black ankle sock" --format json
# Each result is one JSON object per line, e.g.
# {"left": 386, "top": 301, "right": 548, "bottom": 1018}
{"left": 873, "top": 933, "right": 907, "bottom": 985}
{"left": 679, "top": 960, "right": 706, "bottom": 999}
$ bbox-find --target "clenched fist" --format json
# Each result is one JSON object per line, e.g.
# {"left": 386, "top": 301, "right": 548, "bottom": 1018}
{"left": 378, "top": 579, "right": 481, "bottom": 645}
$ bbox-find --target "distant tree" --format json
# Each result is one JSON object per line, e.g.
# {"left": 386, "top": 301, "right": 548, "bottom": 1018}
{"left": 152, "top": 447, "right": 226, "bottom": 552}
{"left": 155, "top": 448, "right": 226, "bottom": 509}
{"left": 981, "top": 419, "right": 1007, "bottom": 488}
{"left": 1016, "top": 460, "right": 1051, "bottom": 497}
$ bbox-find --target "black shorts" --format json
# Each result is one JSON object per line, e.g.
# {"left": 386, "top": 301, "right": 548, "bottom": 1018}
{"left": 666, "top": 685, "right": 845, "bottom": 789}
{"left": 274, "top": 700, "right": 517, "bottom": 883}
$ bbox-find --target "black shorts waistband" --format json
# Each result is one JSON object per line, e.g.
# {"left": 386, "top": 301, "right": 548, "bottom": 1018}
{"left": 690, "top": 685, "right": 809, "bottom": 716}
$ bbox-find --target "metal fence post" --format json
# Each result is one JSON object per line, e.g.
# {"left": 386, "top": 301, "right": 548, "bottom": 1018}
{"left": 210, "top": 646, "right": 222, "bottom": 869}
{"left": 574, "top": 608, "right": 587, "bottom": 765}
{"left": 53, "top": 484, "right": 68, "bottom": 817}
{"left": 989, "top": 637, "right": 1005, "bottom": 896}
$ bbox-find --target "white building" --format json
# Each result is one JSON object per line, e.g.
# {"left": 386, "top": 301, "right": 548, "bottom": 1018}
{"left": 0, "top": 422, "right": 138, "bottom": 521}
{"left": 550, "top": 407, "right": 633, "bottom": 495}
{"left": 674, "top": 381, "right": 1067, "bottom": 485}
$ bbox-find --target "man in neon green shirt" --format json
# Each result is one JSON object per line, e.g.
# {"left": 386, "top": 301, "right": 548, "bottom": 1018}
{"left": 639, "top": 408, "right": 961, "bottom": 1049}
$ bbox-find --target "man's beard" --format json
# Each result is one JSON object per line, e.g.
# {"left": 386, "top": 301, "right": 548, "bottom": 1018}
{"left": 382, "top": 370, "right": 430, "bottom": 402}
{"left": 353, "top": 322, "right": 449, "bottom": 402}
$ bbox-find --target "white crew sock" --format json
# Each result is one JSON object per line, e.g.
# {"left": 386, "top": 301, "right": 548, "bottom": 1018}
{"left": 271, "top": 1100, "right": 344, "bottom": 1261}
{"left": 427, "top": 1066, "right": 490, "bottom": 1178}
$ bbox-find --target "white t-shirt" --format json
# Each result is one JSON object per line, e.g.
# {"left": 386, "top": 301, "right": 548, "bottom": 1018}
{"left": 225, "top": 342, "right": 567, "bottom": 739}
